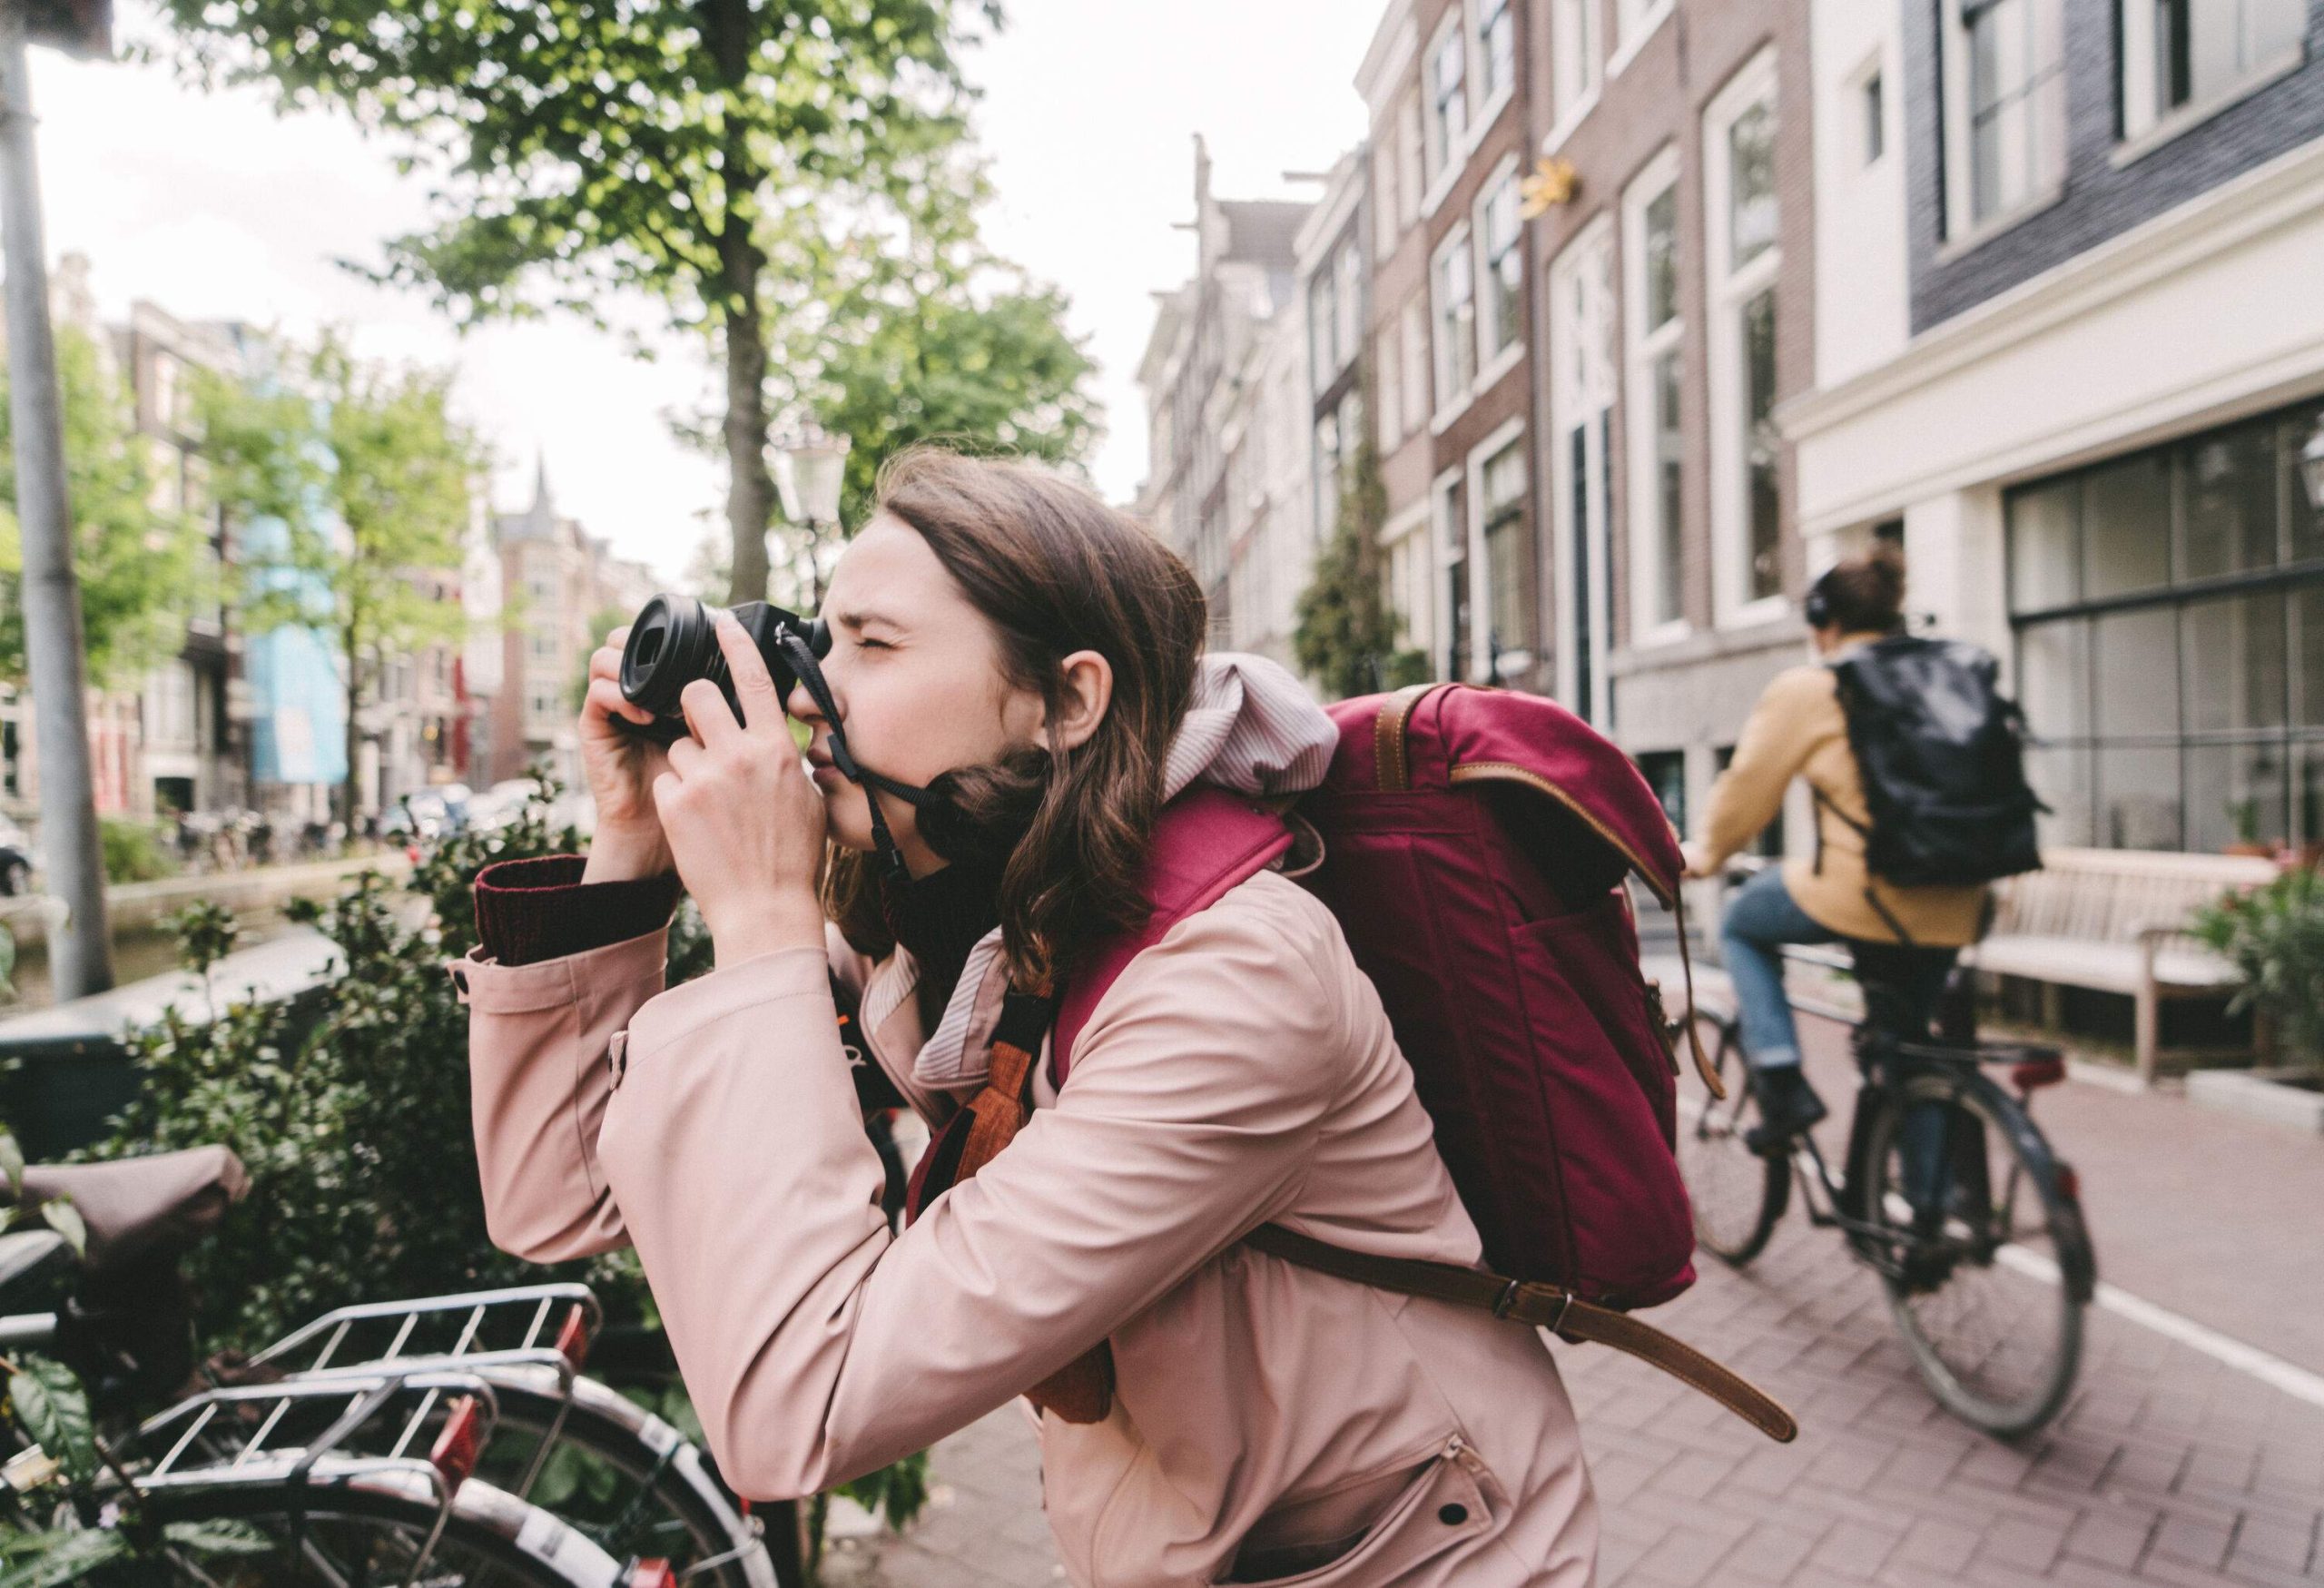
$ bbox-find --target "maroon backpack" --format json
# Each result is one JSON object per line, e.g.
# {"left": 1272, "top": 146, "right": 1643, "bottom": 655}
{"left": 1055, "top": 683, "right": 1794, "bottom": 1441}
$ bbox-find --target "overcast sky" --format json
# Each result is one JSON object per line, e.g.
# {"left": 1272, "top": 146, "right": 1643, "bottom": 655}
{"left": 32, "top": 2, "right": 1378, "bottom": 586}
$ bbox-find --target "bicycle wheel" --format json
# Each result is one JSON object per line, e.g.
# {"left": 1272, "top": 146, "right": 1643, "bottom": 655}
{"left": 126, "top": 1462, "right": 625, "bottom": 1585}
{"left": 1862, "top": 1068, "right": 2091, "bottom": 1436}
{"left": 1677, "top": 1010, "right": 1789, "bottom": 1265}
{"left": 473, "top": 1368, "right": 782, "bottom": 1588}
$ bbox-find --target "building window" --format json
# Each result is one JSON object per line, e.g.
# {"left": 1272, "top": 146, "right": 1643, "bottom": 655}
{"left": 1863, "top": 70, "right": 1886, "bottom": 163}
{"left": 1615, "top": 0, "right": 1675, "bottom": 54}
{"left": 1637, "top": 748, "right": 1688, "bottom": 834}
{"left": 1942, "top": 0, "right": 2066, "bottom": 235}
{"left": 1373, "top": 139, "right": 1400, "bottom": 261}
{"left": 1480, "top": 438, "right": 1528, "bottom": 667}
{"left": 1334, "top": 234, "right": 1363, "bottom": 379}
{"left": 1312, "top": 390, "right": 1364, "bottom": 545}
{"left": 1551, "top": 0, "right": 1602, "bottom": 129}
{"left": 1384, "top": 510, "right": 1435, "bottom": 657}
{"left": 1397, "top": 92, "right": 1425, "bottom": 228}
{"left": 1476, "top": 163, "right": 1524, "bottom": 368}
{"left": 1478, "top": 0, "right": 1517, "bottom": 110}
{"left": 1424, "top": 13, "right": 1470, "bottom": 184}
{"left": 1432, "top": 225, "right": 1477, "bottom": 416}
{"left": 1624, "top": 150, "right": 1686, "bottom": 634}
{"left": 1401, "top": 297, "right": 1430, "bottom": 440}
{"left": 1436, "top": 472, "right": 1472, "bottom": 683}
{"left": 2007, "top": 398, "right": 2324, "bottom": 852}
{"left": 1377, "top": 328, "right": 1403, "bottom": 450}
{"left": 1706, "top": 51, "right": 1784, "bottom": 619}
{"left": 1308, "top": 269, "right": 1338, "bottom": 393}
{"left": 2122, "top": 0, "right": 2308, "bottom": 140}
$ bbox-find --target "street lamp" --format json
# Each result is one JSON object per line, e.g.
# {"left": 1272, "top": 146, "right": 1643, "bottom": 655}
{"left": 773, "top": 422, "right": 852, "bottom": 607}
{"left": 2300, "top": 415, "right": 2324, "bottom": 517}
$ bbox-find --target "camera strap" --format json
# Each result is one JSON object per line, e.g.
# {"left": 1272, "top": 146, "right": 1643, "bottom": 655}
{"left": 773, "top": 626, "right": 934, "bottom": 886}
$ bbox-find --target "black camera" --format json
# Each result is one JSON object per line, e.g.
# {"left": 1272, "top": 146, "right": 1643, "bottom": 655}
{"left": 616, "top": 593, "right": 832, "bottom": 745}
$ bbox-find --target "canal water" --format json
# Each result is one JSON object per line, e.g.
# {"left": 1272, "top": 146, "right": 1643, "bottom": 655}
{"left": 3, "top": 906, "right": 306, "bottom": 1011}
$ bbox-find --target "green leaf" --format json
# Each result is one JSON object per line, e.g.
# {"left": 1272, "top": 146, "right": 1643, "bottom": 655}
{"left": 161, "top": 1520, "right": 273, "bottom": 1556}
{"left": 0, "top": 1133, "right": 22, "bottom": 1196}
{"left": 0, "top": 1527, "right": 128, "bottom": 1588}
{"left": 5, "top": 1358, "right": 95, "bottom": 1486}
{"left": 34, "top": 1202, "right": 84, "bottom": 1259}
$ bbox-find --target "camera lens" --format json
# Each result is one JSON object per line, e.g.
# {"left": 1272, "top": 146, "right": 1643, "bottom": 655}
{"left": 619, "top": 594, "right": 719, "bottom": 721}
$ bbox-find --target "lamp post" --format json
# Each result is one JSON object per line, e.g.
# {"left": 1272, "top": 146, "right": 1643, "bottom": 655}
{"left": 2300, "top": 414, "right": 2324, "bottom": 518}
{"left": 2, "top": 0, "right": 117, "bottom": 1001}
{"left": 772, "top": 423, "right": 852, "bottom": 607}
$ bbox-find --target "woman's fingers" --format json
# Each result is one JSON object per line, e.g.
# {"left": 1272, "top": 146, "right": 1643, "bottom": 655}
{"left": 679, "top": 678, "right": 741, "bottom": 749}
{"left": 713, "top": 612, "right": 785, "bottom": 735}
{"left": 665, "top": 735, "right": 703, "bottom": 779}
{"left": 585, "top": 676, "right": 650, "bottom": 727}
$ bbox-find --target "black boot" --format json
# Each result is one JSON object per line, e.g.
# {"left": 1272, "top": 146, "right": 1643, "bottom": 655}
{"left": 1745, "top": 1064, "right": 1827, "bottom": 1156}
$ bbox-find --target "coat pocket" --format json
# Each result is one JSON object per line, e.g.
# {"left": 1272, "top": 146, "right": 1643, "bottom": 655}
{"left": 1215, "top": 1436, "right": 1492, "bottom": 1586}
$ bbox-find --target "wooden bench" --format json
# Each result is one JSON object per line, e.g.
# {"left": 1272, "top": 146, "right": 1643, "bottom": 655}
{"left": 1961, "top": 847, "right": 2280, "bottom": 1086}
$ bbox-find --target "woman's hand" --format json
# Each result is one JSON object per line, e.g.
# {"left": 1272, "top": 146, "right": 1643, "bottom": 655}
{"left": 655, "top": 612, "right": 830, "bottom": 966}
{"left": 578, "top": 626, "right": 675, "bottom": 883}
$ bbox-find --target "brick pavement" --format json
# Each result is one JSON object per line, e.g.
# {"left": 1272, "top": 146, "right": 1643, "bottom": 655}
{"left": 824, "top": 1208, "right": 2324, "bottom": 1585}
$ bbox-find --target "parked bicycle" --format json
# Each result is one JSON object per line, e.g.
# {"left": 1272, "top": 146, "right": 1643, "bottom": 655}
{"left": 1679, "top": 861, "right": 2098, "bottom": 1436}
{"left": 0, "top": 1147, "right": 784, "bottom": 1584}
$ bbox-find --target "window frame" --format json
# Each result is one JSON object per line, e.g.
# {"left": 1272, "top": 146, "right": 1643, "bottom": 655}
{"left": 1471, "top": 423, "right": 1532, "bottom": 680}
{"left": 2117, "top": 0, "right": 2309, "bottom": 156}
{"left": 1938, "top": 0, "right": 2068, "bottom": 246}
{"left": 1623, "top": 144, "right": 1689, "bottom": 646}
{"left": 1430, "top": 221, "right": 1480, "bottom": 429}
{"left": 1546, "top": 0, "right": 1604, "bottom": 150}
{"left": 1423, "top": 8, "right": 1471, "bottom": 202}
{"left": 1704, "top": 47, "right": 1787, "bottom": 629}
{"left": 1474, "top": 0, "right": 1520, "bottom": 132}
{"left": 1472, "top": 154, "right": 1527, "bottom": 379}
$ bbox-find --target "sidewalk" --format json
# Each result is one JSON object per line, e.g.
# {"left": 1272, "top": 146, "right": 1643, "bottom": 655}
{"left": 822, "top": 966, "right": 2324, "bottom": 1585}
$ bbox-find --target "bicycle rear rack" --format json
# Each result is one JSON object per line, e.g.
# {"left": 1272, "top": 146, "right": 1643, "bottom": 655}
{"left": 247, "top": 1282, "right": 603, "bottom": 1378}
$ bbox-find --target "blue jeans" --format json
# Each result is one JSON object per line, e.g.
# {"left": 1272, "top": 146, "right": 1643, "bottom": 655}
{"left": 1718, "top": 868, "right": 1955, "bottom": 1069}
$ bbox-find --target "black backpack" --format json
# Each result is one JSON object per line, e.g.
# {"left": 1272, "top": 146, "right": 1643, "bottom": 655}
{"left": 1826, "top": 635, "right": 2043, "bottom": 888}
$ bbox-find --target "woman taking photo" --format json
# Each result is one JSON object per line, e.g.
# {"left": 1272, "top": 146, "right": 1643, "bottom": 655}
{"left": 452, "top": 449, "right": 1597, "bottom": 1586}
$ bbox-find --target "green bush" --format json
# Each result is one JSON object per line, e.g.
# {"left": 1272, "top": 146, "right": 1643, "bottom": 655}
{"left": 2193, "top": 867, "right": 2324, "bottom": 1072}
{"left": 98, "top": 818, "right": 177, "bottom": 883}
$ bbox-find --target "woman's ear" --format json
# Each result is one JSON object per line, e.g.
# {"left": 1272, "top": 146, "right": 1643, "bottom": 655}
{"left": 1042, "top": 650, "right": 1115, "bottom": 755}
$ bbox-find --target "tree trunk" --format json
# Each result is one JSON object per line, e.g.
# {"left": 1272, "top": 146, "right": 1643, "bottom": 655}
{"left": 707, "top": 0, "right": 772, "bottom": 607}
{"left": 343, "top": 655, "right": 362, "bottom": 834}
{"left": 724, "top": 286, "right": 773, "bottom": 607}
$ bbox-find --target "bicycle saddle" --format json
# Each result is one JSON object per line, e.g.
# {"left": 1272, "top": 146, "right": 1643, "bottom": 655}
{"left": 13, "top": 1145, "right": 249, "bottom": 1283}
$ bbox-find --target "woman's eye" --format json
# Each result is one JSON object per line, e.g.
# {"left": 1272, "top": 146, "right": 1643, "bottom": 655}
{"left": 856, "top": 636, "right": 891, "bottom": 652}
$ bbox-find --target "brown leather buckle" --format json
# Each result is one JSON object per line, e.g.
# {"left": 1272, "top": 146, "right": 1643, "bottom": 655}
{"left": 1491, "top": 1278, "right": 1521, "bottom": 1319}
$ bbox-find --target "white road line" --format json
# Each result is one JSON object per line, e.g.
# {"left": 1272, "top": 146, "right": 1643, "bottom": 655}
{"left": 1994, "top": 1246, "right": 2324, "bottom": 1413}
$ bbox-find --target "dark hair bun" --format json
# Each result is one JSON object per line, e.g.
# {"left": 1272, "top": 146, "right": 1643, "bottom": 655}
{"left": 1822, "top": 542, "right": 1908, "bottom": 633}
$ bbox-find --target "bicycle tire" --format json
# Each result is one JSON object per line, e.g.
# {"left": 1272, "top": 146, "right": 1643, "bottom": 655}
{"left": 1862, "top": 1068, "right": 2090, "bottom": 1436}
{"left": 1678, "top": 1009, "right": 1789, "bottom": 1266}
{"left": 478, "top": 1366, "right": 783, "bottom": 1588}
{"left": 130, "top": 1461, "right": 625, "bottom": 1586}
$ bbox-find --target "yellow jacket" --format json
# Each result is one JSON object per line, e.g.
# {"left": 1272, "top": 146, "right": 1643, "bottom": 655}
{"left": 1697, "top": 638, "right": 1988, "bottom": 948}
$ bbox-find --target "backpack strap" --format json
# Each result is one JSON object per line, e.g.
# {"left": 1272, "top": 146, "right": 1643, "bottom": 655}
{"left": 1243, "top": 1225, "right": 1797, "bottom": 1444}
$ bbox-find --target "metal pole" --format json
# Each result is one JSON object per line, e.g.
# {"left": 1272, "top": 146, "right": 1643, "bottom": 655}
{"left": 0, "top": 5, "right": 113, "bottom": 999}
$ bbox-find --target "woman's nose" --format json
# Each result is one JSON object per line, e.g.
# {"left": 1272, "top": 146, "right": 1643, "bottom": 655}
{"left": 784, "top": 676, "right": 824, "bottom": 725}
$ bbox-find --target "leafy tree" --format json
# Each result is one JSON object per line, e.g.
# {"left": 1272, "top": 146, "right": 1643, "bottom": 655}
{"left": 1295, "top": 438, "right": 1429, "bottom": 701}
{"left": 196, "top": 334, "right": 479, "bottom": 824}
{"left": 0, "top": 328, "right": 202, "bottom": 688}
{"left": 151, "top": 0, "right": 1002, "bottom": 609}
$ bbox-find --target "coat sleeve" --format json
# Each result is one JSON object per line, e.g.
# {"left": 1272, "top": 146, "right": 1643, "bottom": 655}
{"left": 458, "top": 928, "right": 671, "bottom": 1263}
{"left": 592, "top": 891, "right": 1348, "bottom": 1500}
{"left": 1698, "top": 666, "right": 1828, "bottom": 873}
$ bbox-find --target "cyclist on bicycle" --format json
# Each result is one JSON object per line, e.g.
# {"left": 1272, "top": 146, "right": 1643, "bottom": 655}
{"left": 1679, "top": 543, "right": 1987, "bottom": 1152}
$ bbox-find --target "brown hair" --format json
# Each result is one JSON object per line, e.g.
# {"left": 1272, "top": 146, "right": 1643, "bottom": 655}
{"left": 1811, "top": 540, "right": 1907, "bottom": 635}
{"left": 821, "top": 447, "right": 1209, "bottom": 991}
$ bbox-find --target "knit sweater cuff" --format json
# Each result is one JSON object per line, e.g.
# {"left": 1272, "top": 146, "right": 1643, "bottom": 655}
{"left": 473, "top": 854, "right": 683, "bottom": 968}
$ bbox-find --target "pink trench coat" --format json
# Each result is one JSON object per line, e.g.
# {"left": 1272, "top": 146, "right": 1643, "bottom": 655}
{"left": 455, "top": 660, "right": 1599, "bottom": 1588}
